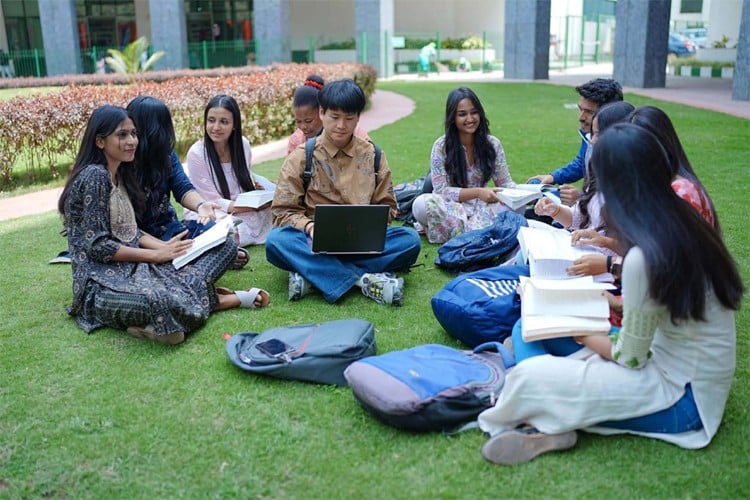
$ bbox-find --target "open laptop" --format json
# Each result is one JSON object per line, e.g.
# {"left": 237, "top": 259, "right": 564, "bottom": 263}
{"left": 312, "top": 204, "right": 390, "bottom": 255}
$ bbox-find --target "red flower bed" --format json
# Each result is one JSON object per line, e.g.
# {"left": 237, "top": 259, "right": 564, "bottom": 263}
{"left": 0, "top": 63, "right": 377, "bottom": 187}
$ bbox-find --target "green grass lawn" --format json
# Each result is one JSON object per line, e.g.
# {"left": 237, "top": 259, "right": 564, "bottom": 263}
{"left": 1, "top": 82, "right": 748, "bottom": 498}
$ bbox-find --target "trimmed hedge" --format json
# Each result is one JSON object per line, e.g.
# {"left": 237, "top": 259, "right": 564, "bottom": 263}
{"left": 0, "top": 62, "right": 377, "bottom": 187}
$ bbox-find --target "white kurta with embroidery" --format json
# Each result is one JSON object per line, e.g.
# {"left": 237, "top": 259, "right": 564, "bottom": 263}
{"left": 478, "top": 247, "right": 736, "bottom": 449}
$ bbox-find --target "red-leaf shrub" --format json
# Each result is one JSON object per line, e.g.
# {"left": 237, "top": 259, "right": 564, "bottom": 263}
{"left": 0, "top": 63, "right": 377, "bottom": 187}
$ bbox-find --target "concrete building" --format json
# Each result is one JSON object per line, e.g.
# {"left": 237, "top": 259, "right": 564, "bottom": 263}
{"left": 0, "top": 0, "right": 747, "bottom": 99}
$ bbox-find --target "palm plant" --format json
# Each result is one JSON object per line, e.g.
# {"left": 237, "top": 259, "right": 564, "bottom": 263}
{"left": 105, "top": 36, "right": 165, "bottom": 75}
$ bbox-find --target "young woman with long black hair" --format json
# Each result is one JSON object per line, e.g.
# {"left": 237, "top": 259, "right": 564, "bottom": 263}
{"left": 185, "top": 94, "right": 274, "bottom": 246}
{"left": 478, "top": 123, "right": 743, "bottom": 465}
{"left": 58, "top": 106, "right": 267, "bottom": 345}
{"left": 411, "top": 86, "right": 516, "bottom": 243}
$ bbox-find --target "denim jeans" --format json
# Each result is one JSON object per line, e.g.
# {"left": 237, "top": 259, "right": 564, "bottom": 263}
{"left": 265, "top": 225, "right": 421, "bottom": 303}
{"left": 511, "top": 318, "right": 584, "bottom": 362}
{"left": 599, "top": 384, "right": 702, "bottom": 433}
{"left": 511, "top": 318, "right": 702, "bottom": 434}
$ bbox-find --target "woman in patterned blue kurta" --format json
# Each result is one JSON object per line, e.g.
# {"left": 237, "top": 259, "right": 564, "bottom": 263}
{"left": 58, "top": 106, "right": 240, "bottom": 345}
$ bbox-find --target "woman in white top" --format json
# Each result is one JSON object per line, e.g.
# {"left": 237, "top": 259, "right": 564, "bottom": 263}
{"left": 478, "top": 123, "right": 744, "bottom": 465}
{"left": 185, "top": 94, "right": 273, "bottom": 246}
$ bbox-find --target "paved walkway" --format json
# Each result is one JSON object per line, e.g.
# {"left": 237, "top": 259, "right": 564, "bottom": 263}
{"left": 1, "top": 63, "right": 747, "bottom": 222}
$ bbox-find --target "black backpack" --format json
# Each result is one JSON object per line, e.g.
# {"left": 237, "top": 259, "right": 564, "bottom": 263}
{"left": 394, "top": 174, "right": 433, "bottom": 226}
{"left": 303, "top": 137, "right": 381, "bottom": 192}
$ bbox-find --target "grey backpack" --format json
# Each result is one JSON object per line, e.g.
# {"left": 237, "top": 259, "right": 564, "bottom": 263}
{"left": 225, "top": 319, "right": 376, "bottom": 386}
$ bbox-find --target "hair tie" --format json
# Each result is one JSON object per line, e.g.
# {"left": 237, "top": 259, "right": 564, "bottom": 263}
{"left": 304, "top": 79, "right": 324, "bottom": 90}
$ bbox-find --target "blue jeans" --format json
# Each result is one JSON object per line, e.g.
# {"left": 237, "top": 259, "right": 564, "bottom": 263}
{"left": 265, "top": 225, "right": 422, "bottom": 303}
{"left": 511, "top": 318, "right": 584, "bottom": 363}
{"left": 600, "top": 384, "right": 702, "bottom": 433}
{"left": 511, "top": 319, "right": 702, "bottom": 434}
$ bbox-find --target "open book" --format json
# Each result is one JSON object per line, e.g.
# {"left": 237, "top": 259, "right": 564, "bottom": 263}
{"left": 519, "top": 276, "right": 614, "bottom": 341}
{"left": 234, "top": 188, "right": 275, "bottom": 209}
{"left": 172, "top": 216, "right": 234, "bottom": 270}
{"left": 517, "top": 225, "right": 613, "bottom": 282}
{"left": 496, "top": 184, "right": 561, "bottom": 210}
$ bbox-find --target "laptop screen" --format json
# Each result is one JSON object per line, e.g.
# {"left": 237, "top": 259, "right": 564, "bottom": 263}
{"left": 312, "top": 204, "right": 389, "bottom": 254}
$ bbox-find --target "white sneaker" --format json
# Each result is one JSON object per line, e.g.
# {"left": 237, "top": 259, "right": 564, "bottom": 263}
{"left": 360, "top": 273, "right": 404, "bottom": 306}
{"left": 288, "top": 272, "right": 313, "bottom": 301}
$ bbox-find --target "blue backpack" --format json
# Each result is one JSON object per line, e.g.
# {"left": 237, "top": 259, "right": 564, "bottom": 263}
{"left": 434, "top": 210, "right": 528, "bottom": 273}
{"left": 344, "top": 342, "right": 515, "bottom": 432}
{"left": 431, "top": 265, "right": 530, "bottom": 348}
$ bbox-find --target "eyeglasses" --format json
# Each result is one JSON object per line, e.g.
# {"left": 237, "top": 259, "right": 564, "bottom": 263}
{"left": 577, "top": 104, "right": 596, "bottom": 116}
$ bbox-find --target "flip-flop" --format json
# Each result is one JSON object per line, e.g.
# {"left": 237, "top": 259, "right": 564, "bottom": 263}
{"left": 217, "top": 287, "right": 270, "bottom": 309}
{"left": 235, "top": 287, "right": 270, "bottom": 309}
{"left": 49, "top": 250, "right": 72, "bottom": 264}
{"left": 231, "top": 247, "right": 250, "bottom": 270}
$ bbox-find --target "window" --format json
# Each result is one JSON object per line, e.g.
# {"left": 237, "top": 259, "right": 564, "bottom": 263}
{"left": 680, "top": 0, "right": 703, "bottom": 14}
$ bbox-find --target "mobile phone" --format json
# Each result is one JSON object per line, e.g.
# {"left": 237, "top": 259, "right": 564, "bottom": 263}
{"left": 255, "top": 338, "right": 295, "bottom": 358}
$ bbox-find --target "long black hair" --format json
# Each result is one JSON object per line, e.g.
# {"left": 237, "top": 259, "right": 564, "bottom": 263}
{"left": 126, "top": 95, "right": 176, "bottom": 217}
{"left": 627, "top": 105, "right": 719, "bottom": 230}
{"left": 202, "top": 94, "right": 255, "bottom": 199}
{"left": 58, "top": 105, "right": 139, "bottom": 218}
{"left": 443, "top": 87, "right": 496, "bottom": 187}
{"left": 578, "top": 101, "right": 634, "bottom": 230}
{"left": 592, "top": 123, "right": 743, "bottom": 322}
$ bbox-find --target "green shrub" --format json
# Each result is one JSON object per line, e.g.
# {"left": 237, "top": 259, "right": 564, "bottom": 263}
{"left": 402, "top": 35, "right": 492, "bottom": 50}
{"left": 105, "top": 36, "right": 165, "bottom": 76}
{"left": 461, "top": 36, "right": 492, "bottom": 49}
{"left": 318, "top": 38, "right": 356, "bottom": 50}
{"left": 669, "top": 57, "right": 735, "bottom": 69}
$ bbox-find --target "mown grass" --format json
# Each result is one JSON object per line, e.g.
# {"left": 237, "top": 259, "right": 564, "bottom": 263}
{"left": 1, "top": 81, "right": 748, "bottom": 498}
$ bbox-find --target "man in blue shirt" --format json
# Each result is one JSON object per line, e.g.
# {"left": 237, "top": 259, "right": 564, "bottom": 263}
{"left": 528, "top": 78, "right": 623, "bottom": 205}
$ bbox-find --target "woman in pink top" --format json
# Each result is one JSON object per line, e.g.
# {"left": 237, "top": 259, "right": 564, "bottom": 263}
{"left": 185, "top": 94, "right": 273, "bottom": 246}
{"left": 628, "top": 105, "right": 717, "bottom": 228}
{"left": 286, "top": 74, "right": 370, "bottom": 155}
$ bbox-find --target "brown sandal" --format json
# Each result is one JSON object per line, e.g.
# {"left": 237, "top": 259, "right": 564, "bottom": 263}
{"left": 231, "top": 247, "right": 249, "bottom": 270}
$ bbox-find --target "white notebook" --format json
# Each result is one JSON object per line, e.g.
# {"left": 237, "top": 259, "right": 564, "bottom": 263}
{"left": 519, "top": 276, "right": 615, "bottom": 341}
{"left": 234, "top": 188, "right": 275, "bottom": 209}
{"left": 172, "top": 217, "right": 233, "bottom": 270}
{"left": 517, "top": 225, "right": 613, "bottom": 282}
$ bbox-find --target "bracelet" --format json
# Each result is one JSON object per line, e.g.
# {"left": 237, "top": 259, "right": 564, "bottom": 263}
{"left": 196, "top": 201, "right": 206, "bottom": 211}
{"left": 304, "top": 221, "right": 314, "bottom": 235}
{"left": 606, "top": 255, "right": 613, "bottom": 273}
{"left": 550, "top": 205, "right": 561, "bottom": 218}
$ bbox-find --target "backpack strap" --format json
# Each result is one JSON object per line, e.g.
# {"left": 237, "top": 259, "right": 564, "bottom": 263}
{"left": 303, "top": 136, "right": 316, "bottom": 193}
{"left": 474, "top": 341, "right": 516, "bottom": 368}
{"left": 371, "top": 142, "right": 381, "bottom": 181}
{"left": 302, "top": 137, "right": 381, "bottom": 194}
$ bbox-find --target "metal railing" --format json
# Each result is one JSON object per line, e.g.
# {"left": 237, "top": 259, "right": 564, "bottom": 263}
{"left": 0, "top": 23, "right": 615, "bottom": 79}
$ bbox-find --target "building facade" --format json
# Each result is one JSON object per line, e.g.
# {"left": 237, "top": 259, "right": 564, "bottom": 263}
{"left": 0, "top": 0, "right": 746, "bottom": 99}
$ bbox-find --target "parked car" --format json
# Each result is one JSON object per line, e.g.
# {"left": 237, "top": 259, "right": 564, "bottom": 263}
{"left": 668, "top": 32, "right": 697, "bottom": 58}
{"left": 678, "top": 28, "right": 708, "bottom": 48}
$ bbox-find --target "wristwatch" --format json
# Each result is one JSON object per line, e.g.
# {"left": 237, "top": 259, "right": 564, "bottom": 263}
{"left": 609, "top": 256, "right": 623, "bottom": 278}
